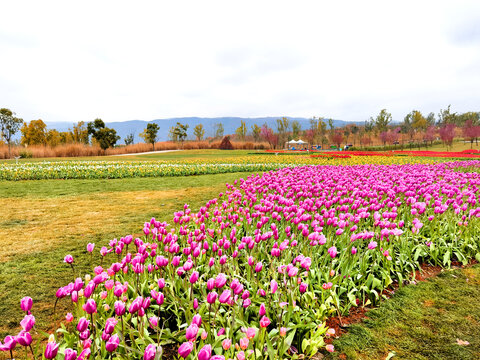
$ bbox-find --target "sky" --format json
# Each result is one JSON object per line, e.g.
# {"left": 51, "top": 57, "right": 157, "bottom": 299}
{"left": 1, "top": 1, "right": 480, "bottom": 124}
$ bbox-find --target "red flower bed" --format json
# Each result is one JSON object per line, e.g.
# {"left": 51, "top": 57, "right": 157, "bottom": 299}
{"left": 392, "top": 150, "right": 480, "bottom": 158}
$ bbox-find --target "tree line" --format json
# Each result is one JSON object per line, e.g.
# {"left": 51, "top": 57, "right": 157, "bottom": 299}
{"left": 2, "top": 106, "right": 479, "bottom": 158}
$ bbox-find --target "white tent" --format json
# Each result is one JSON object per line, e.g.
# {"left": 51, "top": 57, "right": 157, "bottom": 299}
{"left": 287, "top": 140, "right": 299, "bottom": 144}
{"left": 296, "top": 139, "right": 307, "bottom": 144}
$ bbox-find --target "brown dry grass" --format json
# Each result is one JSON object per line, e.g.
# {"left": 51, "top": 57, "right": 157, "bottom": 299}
{"left": 0, "top": 140, "right": 270, "bottom": 159}
{"left": 0, "top": 187, "right": 213, "bottom": 262}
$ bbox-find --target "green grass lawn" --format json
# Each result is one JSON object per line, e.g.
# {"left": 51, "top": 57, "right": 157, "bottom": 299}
{"left": 0, "top": 171, "right": 255, "bottom": 337}
{"left": 327, "top": 265, "right": 480, "bottom": 360}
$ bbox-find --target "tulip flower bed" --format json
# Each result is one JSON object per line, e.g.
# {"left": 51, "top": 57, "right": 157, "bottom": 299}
{"left": 0, "top": 155, "right": 437, "bottom": 181}
{"left": 3, "top": 160, "right": 480, "bottom": 359}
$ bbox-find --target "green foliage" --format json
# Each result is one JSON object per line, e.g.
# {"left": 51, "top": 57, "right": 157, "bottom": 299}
{"left": 172, "top": 122, "right": 189, "bottom": 145}
{"left": 291, "top": 120, "right": 301, "bottom": 139}
{"left": 87, "top": 118, "right": 120, "bottom": 150}
{"left": 71, "top": 121, "right": 89, "bottom": 144}
{"left": 21, "top": 119, "right": 47, "bottom": 146}
{"left": 214, "top": 123, "right": 224, "bottom": 139}
{"left": 124, "top": 133, "right": 135, "bottom": 146}
{"left": 373, "top": 109, "right": 392, "bottom": 133}
{"left": 193, "top": 124, "right": 205, "bottom": 141}
{"left": 0, "top": 108, "right": 24, "bottom": 157}
{"left": 329, "top": 265, "right": 480, "bottom": 359}
{"left": 235, "top": 120, "right": 247, "bottom": 141}
{"left": 140, "top": 123, "right": 160, "bottom": 150}
{"left": 251, "top": 124, "right": 261, "bottom": 142}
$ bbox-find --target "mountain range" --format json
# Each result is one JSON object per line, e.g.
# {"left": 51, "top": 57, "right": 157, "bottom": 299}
{"left": 45, "top": 117, "right": 355, "bottom": 143}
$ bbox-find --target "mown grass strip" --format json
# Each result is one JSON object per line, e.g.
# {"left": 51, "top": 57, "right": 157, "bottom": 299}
{"left": 327, "top": 265, "right": 480, "bottom": 360}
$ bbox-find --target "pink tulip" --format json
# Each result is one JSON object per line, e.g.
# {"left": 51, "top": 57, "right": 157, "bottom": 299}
{"left": 64, "top": 348, "right": 77, "bottom": 360}
{"left": 104, "top": 317, "right": 117, "bottom": 334}
{"left": 185, "top": 324, "right": 199, "bottom": 341}
{"left": 20, "top": 314, "right": 35, "bottom": 332}
{"left": 255, "top": 262, "right": 263, "bottom": 272}
{"left": 259, "top": 303, "right": 266, "bottom": 317}
{"left": 44, "top": 341, "right": 59, "bottom": 359}
{"left": 16, "top": 331, "right": 32, "bottom": 347}
{"left": 65, "top": 313, "right": 73, "bottom": 322}
{"left": 83, "top": 299, "right": 97, "bottom": 314}
{"left": 20, "top": 296, "right": 33, "bottom": 313}
{"left": 246, "top": 327, "right": 256, "bottom": 339}
{"left": 207, "top": 291, "right": 218, "bottom": 304}
{"left": 64, "top": 254, "right": 73, "bottom": 264}
{"left": 178, "top": 341, "right": 193, "bottom": 358}
{"left": 105, "top": 334, "right": 119, "bottom": 352}
{"left": 219, "top": 289, "right": 231, "bottom": 304}
{"left": 114, "top": 301, "right": 126, "bottom": 316}
{"left": 77, "top": 317, "right": 90, "bottom": 332}
{"left": 328, "top": 246, "right": 337, "bottom": 258}
{"left": 215, "top": 273, "right": 227, "bottom": 288}
{"left": 86, "top": 243, "right": 95, "bottom": 253}
{"left": 239, "top": 337, "right": 249, "bottom": 350}
{"left": 270, "top": 279, "right": 278, "bottom": 294}
{"left": 192, "top": 314, "right": 202, "bottom": 327}
{"left": 260, "top": 315, "right": 271, "bottom": 328}
{"left": 189, "top": 271, "right": 199, "bottom": 284}
{"left": 198, "top": 344, "right": 212, "bottom": 360}
{"left": 144, "top": 344, "right": 157, "bottom": 360}
{"left": 299, "top": 282, "right": 308, "bottom": 293}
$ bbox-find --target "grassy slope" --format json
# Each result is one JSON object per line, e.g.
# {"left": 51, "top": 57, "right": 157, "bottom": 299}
{"left": 327, "top": 265, "right": 480, "bottom": 360}
{"left": 0, "top": 172, "right": 255, "bottom": 337}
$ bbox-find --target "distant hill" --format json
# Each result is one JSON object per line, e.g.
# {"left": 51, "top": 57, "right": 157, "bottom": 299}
{"left": 44, "top": 117, "right": 354, "bottom": 143}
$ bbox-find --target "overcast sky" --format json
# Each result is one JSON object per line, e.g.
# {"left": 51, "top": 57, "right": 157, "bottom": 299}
{"left": 1, "top": 1, "right": 479, "bottom": 124}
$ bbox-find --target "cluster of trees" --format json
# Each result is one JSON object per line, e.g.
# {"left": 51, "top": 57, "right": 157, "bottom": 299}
{"left": 2, "top": 105, "right": 480, "bottom": 158}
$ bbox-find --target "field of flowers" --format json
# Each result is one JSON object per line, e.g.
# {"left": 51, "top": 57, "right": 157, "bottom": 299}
{"left": 0, "top": 155, "right": 439, "bottom": 181}
{"left": 3, "top": 159, "right": 480, "bottom": 359}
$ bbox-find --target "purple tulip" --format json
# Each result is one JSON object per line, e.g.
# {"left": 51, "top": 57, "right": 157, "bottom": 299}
{"left": 44, "top": 341, "right": 59, "bottom": 359}
{"left": 215, "top": 273, "right": 227, "bottom": 288}
{"left": 105, "top": 334, "right": 120, "bottom": 352}
{"left": 144, "top": 344, "right": 157, "bottom": 360}
{"left": 270, "top": 280, "right": 278, "bottom": 294}
{"left": 259, "top": 303, "right": 266, "bottom": 317}
{"left": 219, "top": 289, "right": 231, "bottom": 304}
{"left": 192, "top": 314, "right": 202, "bottom": 327}
{"left": 16, "top": 331, "right": 32, "bottom": 347}
{"left": 197, "top": 344, "right": 212, "bottom": 360}
{"left": 189, "top": 271, "right": 199, "bottom": 284}
{"left": 178, "top": 341, "right": 193, "bottom": 358}
{"left": 64, "top": 348, "right": 78, "bottom": 360}
{"left": 114, "top": 300, "right": 126, "bottom": 316}
{"left": 86, "top": 243, "right": 95, "bottom": 253}
{"left": 0, "top": 335, "right": 16, "bottom": 351}
{"left": 84, "top": 281, "right": 96, "bottom": 298}
{"left": 299, "top": 282, "right": 308, "bottom": 293}
{"left": 328, "top": 246, "right": 337, "bottom": 258}
{"left": 83, "top": 299, "right": 97, "bottom": 314}
{"left": 207, "top": 278, "right": 215, "bottom": 290}
{"left": 104, "top": 317, "right": 118, "bottom": 334}
{"left": 20, "top": 296, "right": 33, "bottom": 313}
{"left": 185, "top": 323, "right": 199, "bottom": 341}
{"left": 77, "top": 317, "right": 90, "bottom": 332}
{"left": 20, "top": 314, "right": 35, "bottom": 332}
{"left": 207, "top": 291, "right": 218, "bottom": 304}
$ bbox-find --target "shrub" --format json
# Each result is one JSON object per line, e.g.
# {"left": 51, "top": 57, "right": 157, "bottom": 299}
{"left": 219, "top": 136, "right": 234, "bottom": 150}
